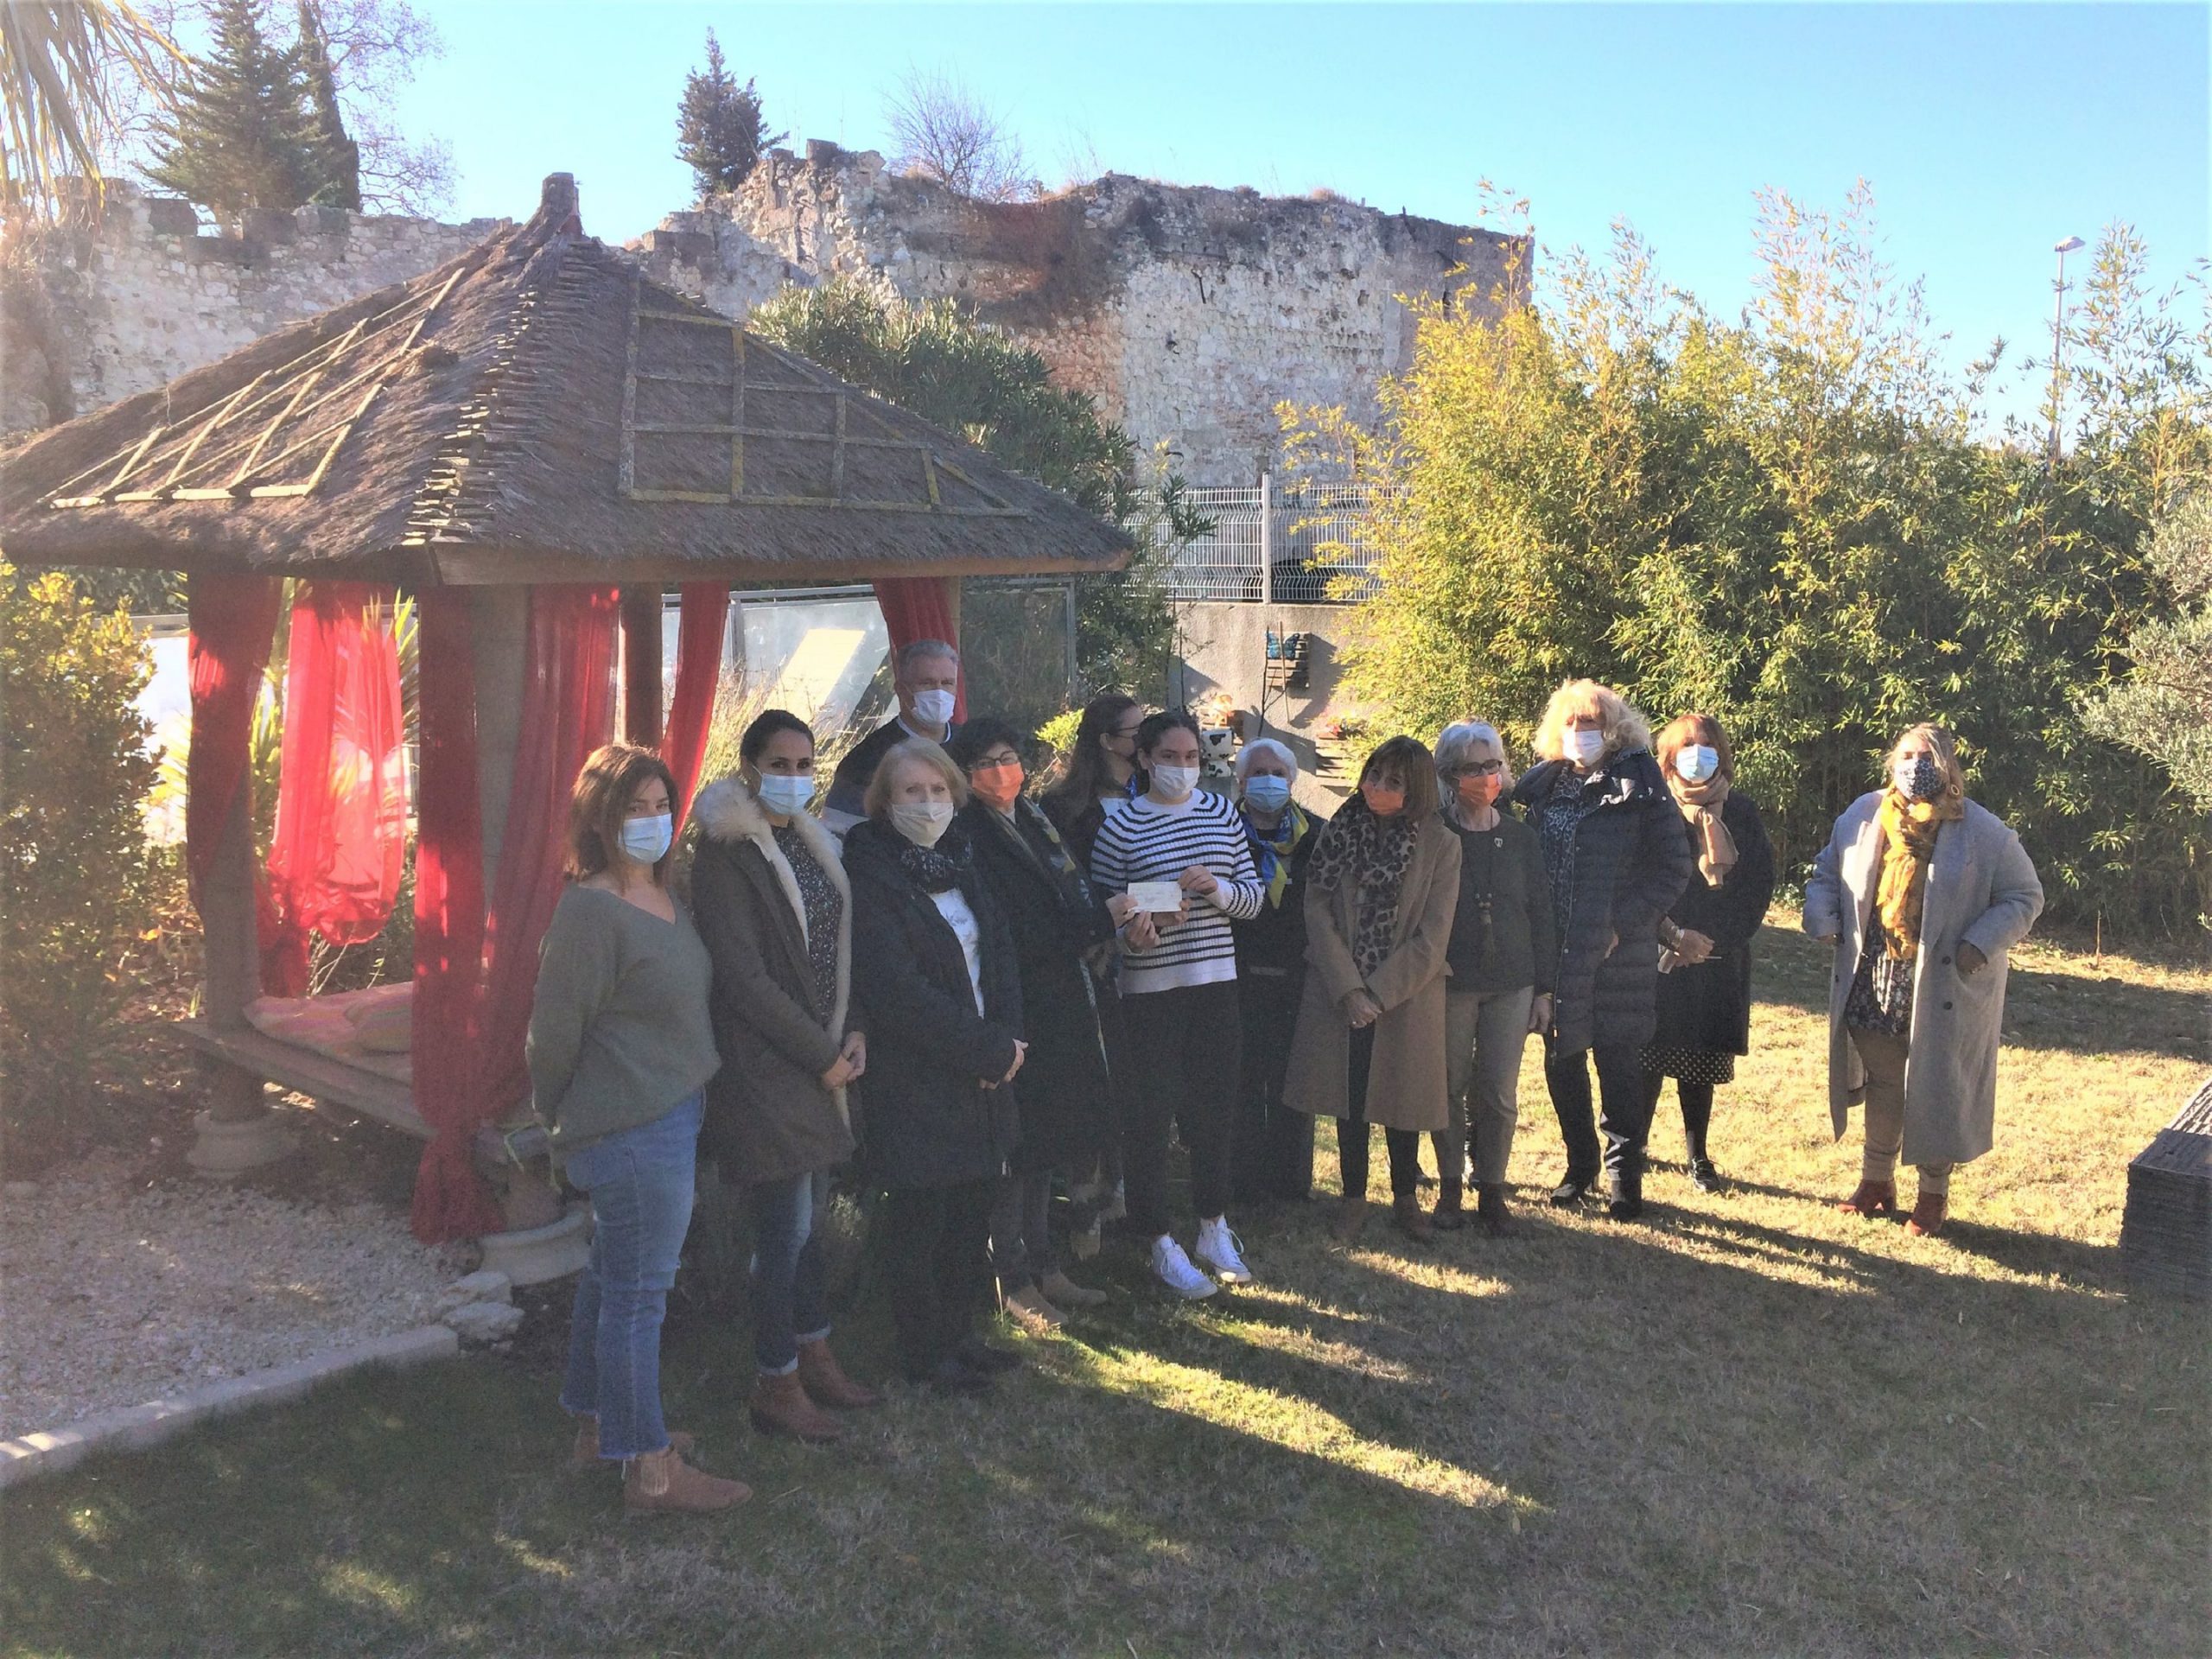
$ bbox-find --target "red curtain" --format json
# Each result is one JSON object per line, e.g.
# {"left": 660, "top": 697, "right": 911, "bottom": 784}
{"left": 409, "top": 587, "right": 496, "bottom": 1243}
{"left": 185, "top": 575, "right": 283, "bottom": 902}
{"left": 471, "top": 587, "right": 620, "bottom": 1140}
{"left": 664, "top": 581, "right": 729, "bottom": 832}
{"left": 872, "top": 575, "right": 966, "bottom": 720}
{"left": 263, "top": 583, "right": 407, "bottom": 995}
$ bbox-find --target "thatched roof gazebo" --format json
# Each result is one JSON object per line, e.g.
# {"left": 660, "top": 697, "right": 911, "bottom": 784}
{"left": 0, "top": 175, "right": 1132, "bottom": 1258}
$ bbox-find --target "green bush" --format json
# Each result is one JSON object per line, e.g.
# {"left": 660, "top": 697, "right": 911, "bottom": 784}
{"left": 0, "top": 563, "right": 160, "bottom": 1122}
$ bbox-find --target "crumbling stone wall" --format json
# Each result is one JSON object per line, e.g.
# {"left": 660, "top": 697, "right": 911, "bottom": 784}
{"left": 1, "top": 184, "right": 500, "bottom": 438}
{"left": 634, "top": 142, "right": 1526, "bottom": 485}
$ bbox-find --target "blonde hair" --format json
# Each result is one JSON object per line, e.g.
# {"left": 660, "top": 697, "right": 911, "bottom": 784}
{"left": 1531, "top": 679, "right": 1653, "bottom": 764}
{"left": 864, "top": 737, "right": 970, "bottom": 818}
{"left": 1885, "top": 722, "right": 1967, "bottom": 804}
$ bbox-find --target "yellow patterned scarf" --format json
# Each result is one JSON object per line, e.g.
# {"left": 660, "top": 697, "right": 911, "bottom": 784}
{"left": 1875, "top": 789, "right": 1961, "bottom": 960}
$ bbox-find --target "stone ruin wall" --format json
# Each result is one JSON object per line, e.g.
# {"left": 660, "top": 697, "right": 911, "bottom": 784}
{"left": 635, "top": 142, "right": 1527, "bottom": 486}
{"left": 1, "top": 185, "right": 502, "bottom": 438}
{"left": 2, "top": 152, "right": 1524, "bottom": 490}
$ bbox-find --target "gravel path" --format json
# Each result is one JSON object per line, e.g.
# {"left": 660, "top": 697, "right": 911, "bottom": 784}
{"left": 0, "top": 1154, "right": 458, "bottom": 1442}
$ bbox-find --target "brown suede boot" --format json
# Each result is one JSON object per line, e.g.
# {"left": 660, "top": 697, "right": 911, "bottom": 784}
{"left": 1476, "top": 1183, "right": 1514, "bottom": 1236}
{"left": 1904, "top": 1191, "right": 1949, "bottom": 1237}
{"left": 796, "top": 1337, "right": 881, "bottom": 1410}
{"left": 623, "top": 1446, "right": 749, "bottom": 1514}
{"left": 1332, "top": 1193, "right": 1369, "bottom": 1243}
{"left": 1431, "top": 1179, "right": 1465, "bottom": 1231}
{"left": 748, "top": 1370, "right": 843, "bottom": 1442}
{"left": 1392, "top": 1193, "right": 1433, "bottom": 1243}
{"left": 1838, "top": 1179, "right": 1898, "bottom": 1219}
{"left": 574, "top": 1420, "right": 694, "bottom": 1466}
{"left": 1002, "top": 1284, "right": 1065, "bottom": 1335}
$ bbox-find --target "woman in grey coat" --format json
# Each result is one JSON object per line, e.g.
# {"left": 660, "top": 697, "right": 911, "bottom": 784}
{"left": 1803, "top": 723, "right": 2044, "bottom": 1238}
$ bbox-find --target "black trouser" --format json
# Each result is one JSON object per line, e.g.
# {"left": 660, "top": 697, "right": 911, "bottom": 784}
{"left": 1641, "top": 1071, "right": 1714, "bottom": 1164}
{"left": 881, "top": 1178, "right": 994, "bottom": 1378}
{"left": 1543, "top": 1039, "right": 1652, "bottom": 1189}
{"left": 1233, "top": 969, "right": 1316, "bottom": 1203}
{"left": 1120, "top": 979, "right": 1242, "bottom": 1238}
{"left": 1339, "top": 1024, "right": 1423, "bottom": 1199}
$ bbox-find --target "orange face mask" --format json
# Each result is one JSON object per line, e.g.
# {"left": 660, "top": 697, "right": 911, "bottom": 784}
{"left": 970, "top": 761, "right": 1025, "bottom": 811}
{"left": 1457, "top": 772, "right": 1502, "bottom": 810}
{"left": 1362, "top": 779, "right": 1408, "bottom": 817}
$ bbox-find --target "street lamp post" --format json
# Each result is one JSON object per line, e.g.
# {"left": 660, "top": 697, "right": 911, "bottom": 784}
{"left": 2050, "top": 235, "right": 2085, "bottom": 462}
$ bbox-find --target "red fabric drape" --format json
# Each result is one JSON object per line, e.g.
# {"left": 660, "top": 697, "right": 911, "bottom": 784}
{"left": 872, "top": 575, "right": 966, "bottom": 720}
{"left": 263, "top": 582, "right": 407, "bottom": 995}
{"left": 664, "top": 582, "right": 729, "bottom": 832}
{"left": 185, "top": 575, "right": 283, "bottom": 902}
{"left": 471, "top": 587, "right": 620, "bottom": 1137}
{"left": 409, "top": 587, "right": 497, "bottom": 1243}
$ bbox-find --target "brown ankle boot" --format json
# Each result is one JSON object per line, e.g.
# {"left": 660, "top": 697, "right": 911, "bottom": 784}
{"left": 1392, "top": 1193, "right": 1433, "bottom": 1243}
{"left": 1476, "top": 1183, "right": 1514, "bottom": 1236}
{"left": 573, "top": 1420, "right": 693, "bottom": 1465}
{"left": 796, "top": 1337, "right": 880, "bottom": 1410}
{"left": 748, "top": 1370, "right": 843, "bottom": 1442}
{"left": 1332, "top": 1193, "right": 1369, "bottom": 1243}
{"left": 1838, "top": 1179, "right": 1898, "bottom": 1219}
{"left": 1904, "top": 1191, "right": 1949, "bottom": 1237}
{"left": 1431, "top": 1178, "right": 1465, "bottom": 1231}
{"left": 622, "top": 1446, "right": 749, "bottom": 1513}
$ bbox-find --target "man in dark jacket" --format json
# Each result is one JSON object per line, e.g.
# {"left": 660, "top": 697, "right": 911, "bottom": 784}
{"left": 1513, "top": 684, "right": 1695, "bottom": 1218}
{"left": 822, "top": 639, "right": 962, "bottom": 833}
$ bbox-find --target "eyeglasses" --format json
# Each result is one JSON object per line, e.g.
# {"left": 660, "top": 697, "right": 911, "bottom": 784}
{"left": 1445, "top": 760, "right": 1503, "bottom": 779}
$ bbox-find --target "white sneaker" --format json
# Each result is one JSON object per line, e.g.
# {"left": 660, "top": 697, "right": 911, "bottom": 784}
{"left": 1194, "top": 1217, "right": 1254, "bottom": 1285}
{"left": 1151, "top": 1235, "right": 1217, "bottom": 1300}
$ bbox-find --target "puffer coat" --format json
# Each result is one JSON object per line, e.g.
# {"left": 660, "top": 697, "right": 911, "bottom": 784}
{"left": 1513, "top": 752, "right": 1694, "bottom": 1056}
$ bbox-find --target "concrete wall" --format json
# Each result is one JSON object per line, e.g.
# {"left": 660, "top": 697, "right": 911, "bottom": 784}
{"left": 1174, "top": 600, "right": 1376, "bottom": 810}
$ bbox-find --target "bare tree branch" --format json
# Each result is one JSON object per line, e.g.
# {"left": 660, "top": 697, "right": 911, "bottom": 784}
{"left": 884, "top": 67, "right": 1037, "bottom": 203}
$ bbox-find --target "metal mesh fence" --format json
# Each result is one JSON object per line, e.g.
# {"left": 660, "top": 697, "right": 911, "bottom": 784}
{"left": 1152, "top": 479, "right": 1397, "bottom": 603}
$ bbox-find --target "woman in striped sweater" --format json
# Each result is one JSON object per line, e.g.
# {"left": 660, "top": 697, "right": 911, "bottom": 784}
{"left": 1090, "top": 710, "right": 1267, "bottom": 1298}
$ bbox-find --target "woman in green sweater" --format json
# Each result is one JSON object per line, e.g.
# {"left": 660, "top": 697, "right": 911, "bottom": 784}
{"left": 528, "top": 742, "right": 741, "bottom": 1516}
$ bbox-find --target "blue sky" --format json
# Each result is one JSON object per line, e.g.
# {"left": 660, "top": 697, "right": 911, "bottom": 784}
{"left": 394, "top": 3, "right": 2208, "bottom": 429}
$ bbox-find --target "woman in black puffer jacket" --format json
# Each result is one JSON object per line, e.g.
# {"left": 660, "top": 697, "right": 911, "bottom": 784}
{"left": 844, "top": 739, "right": 1028, "bottom": 1394}
{"left": 1511, "top": 681, "right": 1694, "bottom": 1219}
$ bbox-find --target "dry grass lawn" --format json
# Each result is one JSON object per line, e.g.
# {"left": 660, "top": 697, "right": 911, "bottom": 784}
{"left": 4, "top": 916, "right": 2207, "bottom": 1656}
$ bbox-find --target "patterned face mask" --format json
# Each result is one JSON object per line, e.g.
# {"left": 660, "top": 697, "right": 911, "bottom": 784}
{"left": 1891, "top": 754, "right": 1942, "bottom": 801}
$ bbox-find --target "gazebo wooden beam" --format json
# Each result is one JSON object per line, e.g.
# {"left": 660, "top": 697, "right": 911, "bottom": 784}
{"left": 619, "top": 586, "right": 663, "bottom": 747}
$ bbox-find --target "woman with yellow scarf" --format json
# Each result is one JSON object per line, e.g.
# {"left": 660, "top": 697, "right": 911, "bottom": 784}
{"left": 1803, "top": 725, "right": 2044, "bottom": 1237}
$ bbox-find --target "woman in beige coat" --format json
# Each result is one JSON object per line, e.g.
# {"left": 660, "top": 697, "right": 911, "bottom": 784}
{"left": 1802, "top": 723, "right": 2044, "bottom": 1237}
{"left": 1287, "top": 737, "right": 1462, "bottom": 1243}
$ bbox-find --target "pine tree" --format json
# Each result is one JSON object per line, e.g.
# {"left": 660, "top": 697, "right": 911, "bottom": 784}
{"left": 294, "top": 0, "right": 360, "bottom": 211}
{"left": 675, "top": 30, "right": 781, "bottom": 199}
{"left": 146, "top": 0, "right": 315, "bottom": 227}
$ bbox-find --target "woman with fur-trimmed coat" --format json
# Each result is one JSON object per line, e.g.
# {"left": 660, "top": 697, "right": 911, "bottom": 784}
{"left": 690, "top": 711, "right": 879, "bottom": 1445}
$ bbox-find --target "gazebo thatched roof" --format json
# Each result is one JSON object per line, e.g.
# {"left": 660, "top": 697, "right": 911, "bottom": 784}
{"left": 0, "top": 175, "right": 1135, "bottom": 585}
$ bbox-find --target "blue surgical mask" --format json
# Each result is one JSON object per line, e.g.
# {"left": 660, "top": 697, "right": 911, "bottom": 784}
{"left": 1243, "top": 774, "right": 1292, "bottom": 813}
{"left": 755, "top": 772, "right": 814, "bottom": 817}
{"left": 620, "top": 812, "right": 673, "bottom": 866}
{"left": 1675, "top": 745, "right": 1719, "bottom": 785}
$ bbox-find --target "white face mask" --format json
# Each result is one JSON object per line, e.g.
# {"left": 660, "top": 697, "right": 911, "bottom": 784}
{"left": 890, "top": 799, "right": 955, "bottom": 847}
{"left": 1675, "top": 744, "right": 1719, "bottom": 785}
{"left": 754, "top": 772, "right": 814, "bottom": 817}
{"left": 1567, "top": 728, "right": 1606, "bottom": 766}
{"left": 909, "top": 687, "right": 957, "bottom": 730}
{"left": 1150, "top": 765, "right": 1200, "bottom": 801}
{"left": 620, "top": 812, "right": 673, "bottom": 866}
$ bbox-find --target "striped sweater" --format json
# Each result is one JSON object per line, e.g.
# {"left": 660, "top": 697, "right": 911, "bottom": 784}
{"left": 1090, "top": 790, "right": 1266, "bottom": 994}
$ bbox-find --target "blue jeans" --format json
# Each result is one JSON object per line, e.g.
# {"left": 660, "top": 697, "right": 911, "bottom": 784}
{"left": 750, "top": 1170, "right": 832, "bottom": 1376}
{"left": 560, "top": 1093, "right": 701, "bottom": 1461}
